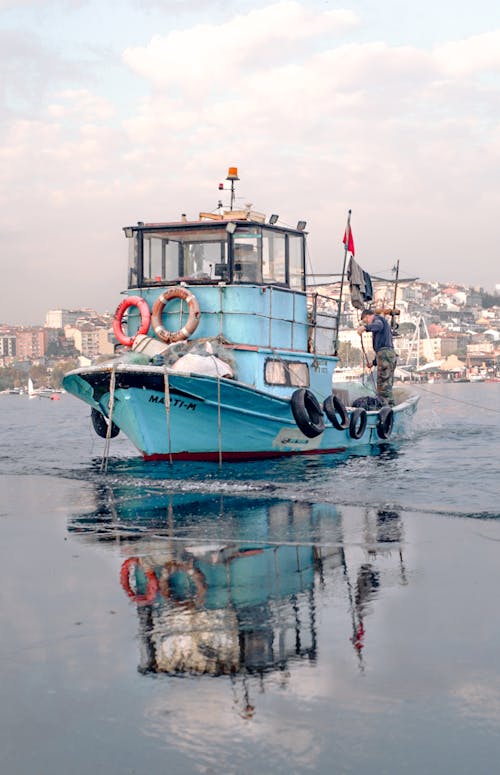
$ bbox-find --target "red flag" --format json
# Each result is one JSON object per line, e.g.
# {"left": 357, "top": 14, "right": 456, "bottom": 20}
{"left": 343, "top": 225, "right": 355, "bottom": 255}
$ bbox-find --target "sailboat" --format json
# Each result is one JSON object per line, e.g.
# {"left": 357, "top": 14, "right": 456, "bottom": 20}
{"left": 28, "top": 378, "right": 61, "bottom": 400}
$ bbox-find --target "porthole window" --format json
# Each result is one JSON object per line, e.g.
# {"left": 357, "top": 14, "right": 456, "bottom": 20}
{"left": 288, "top": 361, "right": 309, "bottom": 386}
{"left": 264, "top": 359, "right": 309, "bottom": 386}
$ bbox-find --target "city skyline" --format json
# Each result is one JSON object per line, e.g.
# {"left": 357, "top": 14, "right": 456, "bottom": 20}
{"left": 0, "top": 277, "right": 500, "bottom": 328}
{"left": 2, "top": 273, "right": 498, "bottom": 332}
{"left": 2, "top": 1, "right": 500, "bottom": 325}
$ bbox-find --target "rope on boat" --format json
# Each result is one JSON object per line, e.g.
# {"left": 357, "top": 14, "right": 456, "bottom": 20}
{"left": 268, "top": 286, "right": 273, "bottom": 347}
{"left": 217, "top": 375, "right": 223, "bottom": 468}
{"left": 163, "top": 366, "right": 173, "bottom": 464}
{"left": 218, "top": 285, "right": 224, "bottom": 338}
{"left": 358, "top": 316, "right": 378, "bottom": 393}
{"left": 100, "top": 365, "right": 116, "bottom": 473}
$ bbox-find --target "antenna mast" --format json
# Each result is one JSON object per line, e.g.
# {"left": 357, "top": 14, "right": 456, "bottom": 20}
{"left": 224, "top": 166, "right": 239, "bottom": 210}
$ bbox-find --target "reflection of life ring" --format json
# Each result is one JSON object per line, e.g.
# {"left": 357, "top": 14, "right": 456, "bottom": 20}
{"left": 158, "top": 560, "right": 207, "bottom": 608}
{"left": 291, "top": 388, "right": 325, "bottom": 438}
{"left": 323, "top": 394, "right": 349, "bottom": 430}
{"left": 152, "top": 287, "right": 201, "bottom": 344}
{"left": 113, "top": 296, "right": 151, "bottom": 348}
{"left": 377, "top": 405, "right": 394, "bottom": 439}
{"left": 120, "top": 557, "right": 158, "bottom": 606}
{"left": 349, "top": 407, "right": 367, "bottom": 439}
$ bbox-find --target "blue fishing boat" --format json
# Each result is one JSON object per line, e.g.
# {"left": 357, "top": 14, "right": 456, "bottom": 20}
{"left": 63, "top": 167, "right": 419, "bottom": 461}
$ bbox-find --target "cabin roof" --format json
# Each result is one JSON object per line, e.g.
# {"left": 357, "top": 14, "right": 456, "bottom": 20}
{"left": 125, "top": 211, "right": 307, "bottom": 236}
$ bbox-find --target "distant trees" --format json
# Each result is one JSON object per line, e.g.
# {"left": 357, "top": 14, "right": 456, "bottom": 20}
{"left": 0, "top": 356, "right": 79, "bottom": 390}
{"left": 0, "top": 367, "right": 27, "bottom": 391}
{"left": 50, "top": 359, "right": 78, "bottom": 388}
{"left": 398, "top": 322, "right": 417, "bottom": 335}
{"left": 30, "top": 363, "right": 49, "bottom": 386}
{"left": 32, "top": 359, "right": 79, "bottom": 389}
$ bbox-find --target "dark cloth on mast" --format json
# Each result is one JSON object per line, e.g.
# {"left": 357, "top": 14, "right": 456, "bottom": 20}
{"left": 347, "top": 257, "right": 374, "bottom": 309}
{"left": 362, "top": 271, "right": 373, "bottom": 302}
{"left": 347, "top": 257, "right": 365, "bottom": 309}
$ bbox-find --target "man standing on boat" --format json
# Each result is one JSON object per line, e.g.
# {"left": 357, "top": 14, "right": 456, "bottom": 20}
{"left": 357, "top": 309, "right": 397, "bottom": 406}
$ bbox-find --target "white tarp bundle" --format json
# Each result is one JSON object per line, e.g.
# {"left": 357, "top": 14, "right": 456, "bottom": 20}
{"left": 170, "top": 352, "right": 233, "bottom": 378}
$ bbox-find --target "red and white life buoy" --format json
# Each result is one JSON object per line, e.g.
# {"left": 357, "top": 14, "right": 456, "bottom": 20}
{"left": 113, "top": 296, "right": 151, "bottom": 348}
{"left": 120, "top": 557, "right": 159, "bottom": 606}
{"left": 151, "top": 287, "right": 200, "bottom": 344}
{"left": 158, "top": 559, "right": 207, "bottom": 609}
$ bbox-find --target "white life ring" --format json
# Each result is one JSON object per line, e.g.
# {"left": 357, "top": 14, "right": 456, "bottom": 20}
{"left": 151, "top": 287, "right": 201, "bottom": 344}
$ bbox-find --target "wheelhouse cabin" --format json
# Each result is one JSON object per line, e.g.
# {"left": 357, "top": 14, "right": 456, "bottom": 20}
{"left": 121, "top": 208, "right": 338, "bottom": 376}
{"left": 124, "top": 210, "right": 306, "bottom": 291}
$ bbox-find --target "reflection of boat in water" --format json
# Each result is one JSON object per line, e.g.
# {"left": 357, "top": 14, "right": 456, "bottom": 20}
{"left": 69, "top": 488, "right": 408, "bottom": 685}
{"left": 70, "top": 491, "right": 342, "bottom": 676}
{"left": 124, "top": 540, "right": 325, "bottom": 676}
{"left": 63, "top": 167, "right": 419, "bottom": 461}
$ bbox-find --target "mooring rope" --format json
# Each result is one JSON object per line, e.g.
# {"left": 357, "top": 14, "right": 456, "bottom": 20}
{"left": 358, "top": 331, "right": 378, "bottom": 393}
{"left": 101, "top": 365, "right": 116, "bottom": 473}
{"left": 163, "top": 366, "right": 173, "bottom": 464}
{"left": 413, "top": 382, "right": 500, "bottom": 414}
{"left": 217, "top": 374, "right": 223, "bottom": 468}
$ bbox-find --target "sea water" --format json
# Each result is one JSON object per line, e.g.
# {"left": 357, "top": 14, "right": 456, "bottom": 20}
{"left": 1, "top": 383, "right": 499, "bottom": 774}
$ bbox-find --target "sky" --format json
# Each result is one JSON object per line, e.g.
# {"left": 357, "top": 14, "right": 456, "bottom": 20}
{"left": 1, "top": 0, "right": 500, "bottom": 325}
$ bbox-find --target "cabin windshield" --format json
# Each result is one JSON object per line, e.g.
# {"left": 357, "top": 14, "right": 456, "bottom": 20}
{"left": 142, "top": 228, "right": 228, "bottom": 283}
{"left": 125, "top": 222, "right": 305, "bottom": 290}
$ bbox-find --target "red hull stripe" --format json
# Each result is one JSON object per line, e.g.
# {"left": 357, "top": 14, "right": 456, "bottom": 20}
{"left": 143, "top": 447, "right": 348, "bottom": 462}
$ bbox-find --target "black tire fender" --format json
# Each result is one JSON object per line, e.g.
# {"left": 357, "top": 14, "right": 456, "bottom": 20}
{"left": 291, "top": 388, "right": 325, "bottom": 438}
{"left": 376, "top": 405, "right": 394, "bottom": 440}
{"left": 91, "top": 407, "right": 120, "bottom": 439}
{"left": 349, "top": 407, "right": 367, "bottom": 439}
{"left": 323, "top": 394, "right": 349, "bottom": 430}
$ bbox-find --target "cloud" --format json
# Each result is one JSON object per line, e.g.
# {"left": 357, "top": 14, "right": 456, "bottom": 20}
{"left": 119, "top": 25, "right": 500, "bottom": 219}
{"left": 434, "top": 29, "right": 500, "bottom": 76}
{"left": 123, "top": 1, "right": 359, "bottom": 93}
{"left": 1, "top": 3, "right": 500, "bottom": 323}
{"left": 0, "top": 27, "right": 95, "bottom": 125}
{"left": 47, "top": 89, "right": 115, "bottom": 121}
{"left": 0, "top": 0, "right": 86, "bottom": 7}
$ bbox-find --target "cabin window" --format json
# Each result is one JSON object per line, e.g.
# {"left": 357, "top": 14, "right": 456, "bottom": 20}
{"left": 127, "top": 224, "right": 305, "bottom": 288}
{"left": 262, "top": 231, "right": 286, "bottom": 284}
{"left": 288, "top": 235, "right": 304, "bottom": 289}
{"left": 140, "top": 228, "right": 229, "bottom": 283}
{"left": 288, "top": 361, "right": 309, "bottom": 386}
{"left": 143, "top": 236, "right": 169, "bottom": 282}
{"left": 233, "top": 233, "right": 262, "bottom": 283}
{"left": 264, "top": 358, "right": 309, "bottom": 386}
{"left": 127, "top": 233, "right": 139, "bottom": 287}
{"left": 182, "top": 241, "right": 227, "bottom": 279}
{"left": 140, "top": 235, "right": 178, "bottom": 283}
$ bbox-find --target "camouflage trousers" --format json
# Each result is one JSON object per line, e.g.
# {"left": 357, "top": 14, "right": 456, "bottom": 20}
{"left": 376, "top": 348, "right": 397, "bottom": 406}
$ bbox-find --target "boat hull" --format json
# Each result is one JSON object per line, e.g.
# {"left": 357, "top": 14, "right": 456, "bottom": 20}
{"left": 63, "top": 365, "right": 420, "bottom": 461}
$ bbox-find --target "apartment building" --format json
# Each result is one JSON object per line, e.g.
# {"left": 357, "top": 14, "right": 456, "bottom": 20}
{"left": 65, "top": 325, "right": 114, "bottom": 358}
{"left": 16, "top": 327, "right": 48, "bottom": 360}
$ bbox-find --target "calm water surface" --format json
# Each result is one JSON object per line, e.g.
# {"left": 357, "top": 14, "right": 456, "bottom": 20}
{"left": 1, "top": 383, "right": 500, "bottom": 774}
